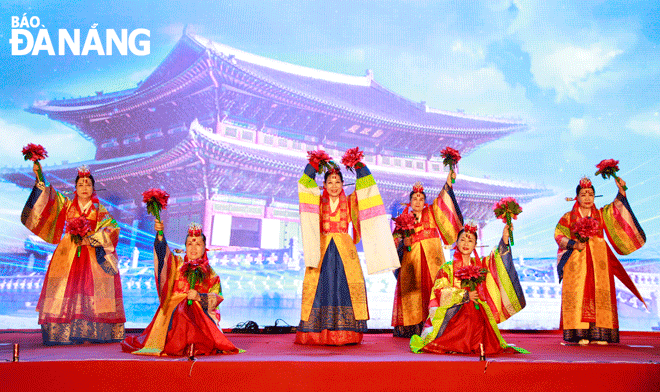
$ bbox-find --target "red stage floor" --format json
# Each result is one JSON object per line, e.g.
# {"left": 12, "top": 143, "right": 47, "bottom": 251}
{"left": 1, "top": 330, "right": 659, "bottom": 391}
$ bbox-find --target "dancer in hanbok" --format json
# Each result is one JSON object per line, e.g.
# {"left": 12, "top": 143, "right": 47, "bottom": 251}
{"left": 410, "top": 223, "right": 527, "bottom": 355}
{"left": 21, "top": 163, "right": 125, "bottom": 345}
{"left": 296, "top": 148, "right": 399, "bottom": 345}
{"left": 121, "top": 221, "right": 240, "bottom": 356}
{"left": 391, "top": 173, "right": 463, "bottom": 338}
{"left": 555, "top": 176, "right": 645, "bottom": 345}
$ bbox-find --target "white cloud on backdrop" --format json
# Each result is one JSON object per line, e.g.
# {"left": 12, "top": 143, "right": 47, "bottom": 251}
{"left": 627, "top": 108, "right": 660, "bottom": 138}
{"left": 0, "top": 114, "right": 95, "bottom": 167}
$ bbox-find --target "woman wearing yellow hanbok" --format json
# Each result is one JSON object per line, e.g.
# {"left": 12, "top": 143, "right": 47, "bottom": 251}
{"left": 21, "top": 163, "right": 125, "bottom": 345}
{"left": 296, "top": 149, "right": 399, "bottom": 345}
{"left": 555, "top": 177, "right": 645, "bottom": 345}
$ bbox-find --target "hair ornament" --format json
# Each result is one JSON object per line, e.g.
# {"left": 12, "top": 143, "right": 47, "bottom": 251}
{"left": 464, "top": 222, "right": 478, "bottom": 235}
{"left": 579, "top": 176, "right": 592, "bottom": 189}
{"left": 412, "top": 181, "right": 424, "bottom": 194}
{"left": 77, "top": 165, "right": 91, "bottom": 178}
{"left": 188, "top": 222, "right": 202, "bottom": 237}
{"left": 566, "top": 176, "right": 602, "bottom": 201}
{"left": 327, "top": 166, "right": 341, "bottom": 176}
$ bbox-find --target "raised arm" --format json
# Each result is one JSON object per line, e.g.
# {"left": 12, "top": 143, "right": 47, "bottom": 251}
{"left": 431, "top": 173, "right": 463, "bottom": 245}
{"left": 298, "top": 157, "right": 323, "bottom": 269}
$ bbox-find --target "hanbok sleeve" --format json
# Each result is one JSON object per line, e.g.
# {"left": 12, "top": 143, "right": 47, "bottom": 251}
{"left": 431, "top": 182, "right": 464, "bottom": 245}
{"left": 298, "top": 164, "right": 321, "bottom": 268}
{"left": 601, "top": 193, "right": 647, "bottom": 307}
{"left": 480, "top": 239, "right": 526, "bottom": 324}
{"left": 21, "top": 183, "right": 68, "bottom": 244}
{"left": 354, "top": 164, "right": 400, "bottom": 274}
{"left": 153, "top": 236, "right": 178, "bottom": 304}
{"left": 87, "top": 204, "right": 120, "bottom": 275}
{"left": 602, "top": 193, "right": 646, "bottom": 255}
{"left": 199, "top": 272, "right": 223, "bottom": 320}
{"left": 554, "top": 211, "right": 578, "bottom": 282}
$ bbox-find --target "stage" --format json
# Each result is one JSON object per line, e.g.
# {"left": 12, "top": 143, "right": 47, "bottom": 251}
{"left": 1, "top": 330, "right": 659, "bottom": 392}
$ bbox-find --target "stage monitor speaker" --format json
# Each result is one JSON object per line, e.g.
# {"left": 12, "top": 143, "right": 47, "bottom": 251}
{"left": 263, "top": 319, "right": 295, "bottom": 334}
{"left": 231, "top": 320, "right": 261, "bottom": 334}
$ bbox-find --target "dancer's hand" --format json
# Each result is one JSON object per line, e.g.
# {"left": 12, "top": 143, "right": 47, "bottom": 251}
{"left": 503, "top": 224, "right": 512, "bottom": 243}
{"left": 155, "top": 220, "right": 164, "bottom": 240}
{"left": 447, "top": 170, "right": 456, "bottom": 187}
{"left": 468, "top": 290, "right": 479, "bottom": 302}
{"left": 615, "top": 177, "right": 626, "bottom": 197}
{"left": 187, "top": 289, "right": 200, "bottom": 302}
{"left": 575, "top": 241, "right": 586, "bottom": 251}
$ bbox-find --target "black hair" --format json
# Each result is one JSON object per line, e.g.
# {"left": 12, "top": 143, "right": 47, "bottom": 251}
{"left": 457, "top": 228, "right": 478, "bottom": 242}
{"left": 75, "top": 174, "right": 96, "bottom": 188}
{"left": 185, "top": 232, "right": 207, "bottom": 246}
{"left": 324, "top": 169, "right": 343, "bottom": 183}
{"left": 575, "top": 183, "right": 595, "bottom": 196}
{"left": 409, "top": 190, "right": 427, "bottom": 201}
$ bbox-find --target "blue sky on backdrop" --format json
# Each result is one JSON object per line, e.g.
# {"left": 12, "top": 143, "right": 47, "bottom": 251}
{"left": 0, "top": 0, "right": 659, "bottom": 258}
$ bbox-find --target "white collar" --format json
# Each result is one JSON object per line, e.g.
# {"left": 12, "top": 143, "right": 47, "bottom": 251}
{"left": 329, "top": 197, "right": 340, "bottom": 213}
{"left": 79, "top": 199, "right": 93, "bottom": 213}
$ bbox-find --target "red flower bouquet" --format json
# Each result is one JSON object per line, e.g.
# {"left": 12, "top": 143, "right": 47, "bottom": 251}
{"left": 307, "top": 150, "right": 337, "bottom": 174}
{"left": 493, "top": 197, "right": 522, "bottom": 246}
{"left": 180, "top": 258, "right": 211, "bottom": 305}
{"left": 455, "top": 264, "right": 488, "bottom": 309}
{"left": 66, "top": 216, "right": 93, "bottom": 257}
{"left": 392, "top": 212, "right": 416, "bottom": 252}
{"left": 595, "top": 159, "right": 627, "bottom": 191}
{"left": 440, "top": 146, "right": 461, "bottom": 183}
{"left": 572, "top": 216, "right": 600, "bottom": 251}
{"left": 142, "top": 188, "right": 170, "bottom": 235}
{"left": 22, "top": 143, "right": 48, "bottom": 183}
{"left": 341, "top": 147, "right": 365, "bottom": 173}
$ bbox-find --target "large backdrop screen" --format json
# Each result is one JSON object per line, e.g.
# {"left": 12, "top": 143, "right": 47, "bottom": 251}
{"left": 1, "top": 1, "right": 658, "bottom": 331}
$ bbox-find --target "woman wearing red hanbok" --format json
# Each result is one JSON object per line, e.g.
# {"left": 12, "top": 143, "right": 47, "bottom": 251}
{"left": 410, "top": 223, "right": 527, "bottom": 355}
{"left": 391, "top": 172, "right": 463, "bottom": 338}
{"left": 121, "top": 221, "right": 240, "bottom": 356}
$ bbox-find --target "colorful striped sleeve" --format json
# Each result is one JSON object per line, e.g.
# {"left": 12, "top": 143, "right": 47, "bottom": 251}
{"left": 554, "top": 212, "right": 573, "bottom": 282}
{"left": 482, "top": 240, "right": 526, "bottom": 323}
{"left": 21, "top": 184, "right": 68, "bottom": 245}
{"left": 431, "top": 183, "right": 463, "bottom": 245}
{"left": 602, "top": 193, "right": 646, "bottom": 255}
{"left": 354, "top": 164, "right": 400, "bottom": 274}
{"left": 298, "top": 164, "right": 321, "bottom": 268}
{"left": 88, "top": 205, "right": 121, "bottom": 275}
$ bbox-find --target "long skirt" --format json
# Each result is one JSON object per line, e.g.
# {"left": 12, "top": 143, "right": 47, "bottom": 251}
{"left": 295, "top": 239, "right": 367, "bottom": 345}
{"left": 38, "top": 245, "right": 125, "bottom": 345}
{"left": 391, "top": 247, "right": 433, "bottom": 338}
{"left": 421, "top": 302, "right": 510, "bottom": 355}
{"left": 121, "top": 301, "right": 239, "bottom": 356}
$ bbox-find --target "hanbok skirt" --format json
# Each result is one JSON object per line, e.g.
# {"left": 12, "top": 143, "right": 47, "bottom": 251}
{"left": 421, "top": 301, "right": 512, "bottom": 355}
{"left": 392, "top": 247, "right": 433, "bottom": 338}
{"left": 121, "top": 300, "right": 239, "bottom": 356}
{"left": 295, "top": 239, "right": 367, "bottom": 345}
{"left": 38, "top": 245, "right": 125, "bottom": 345}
